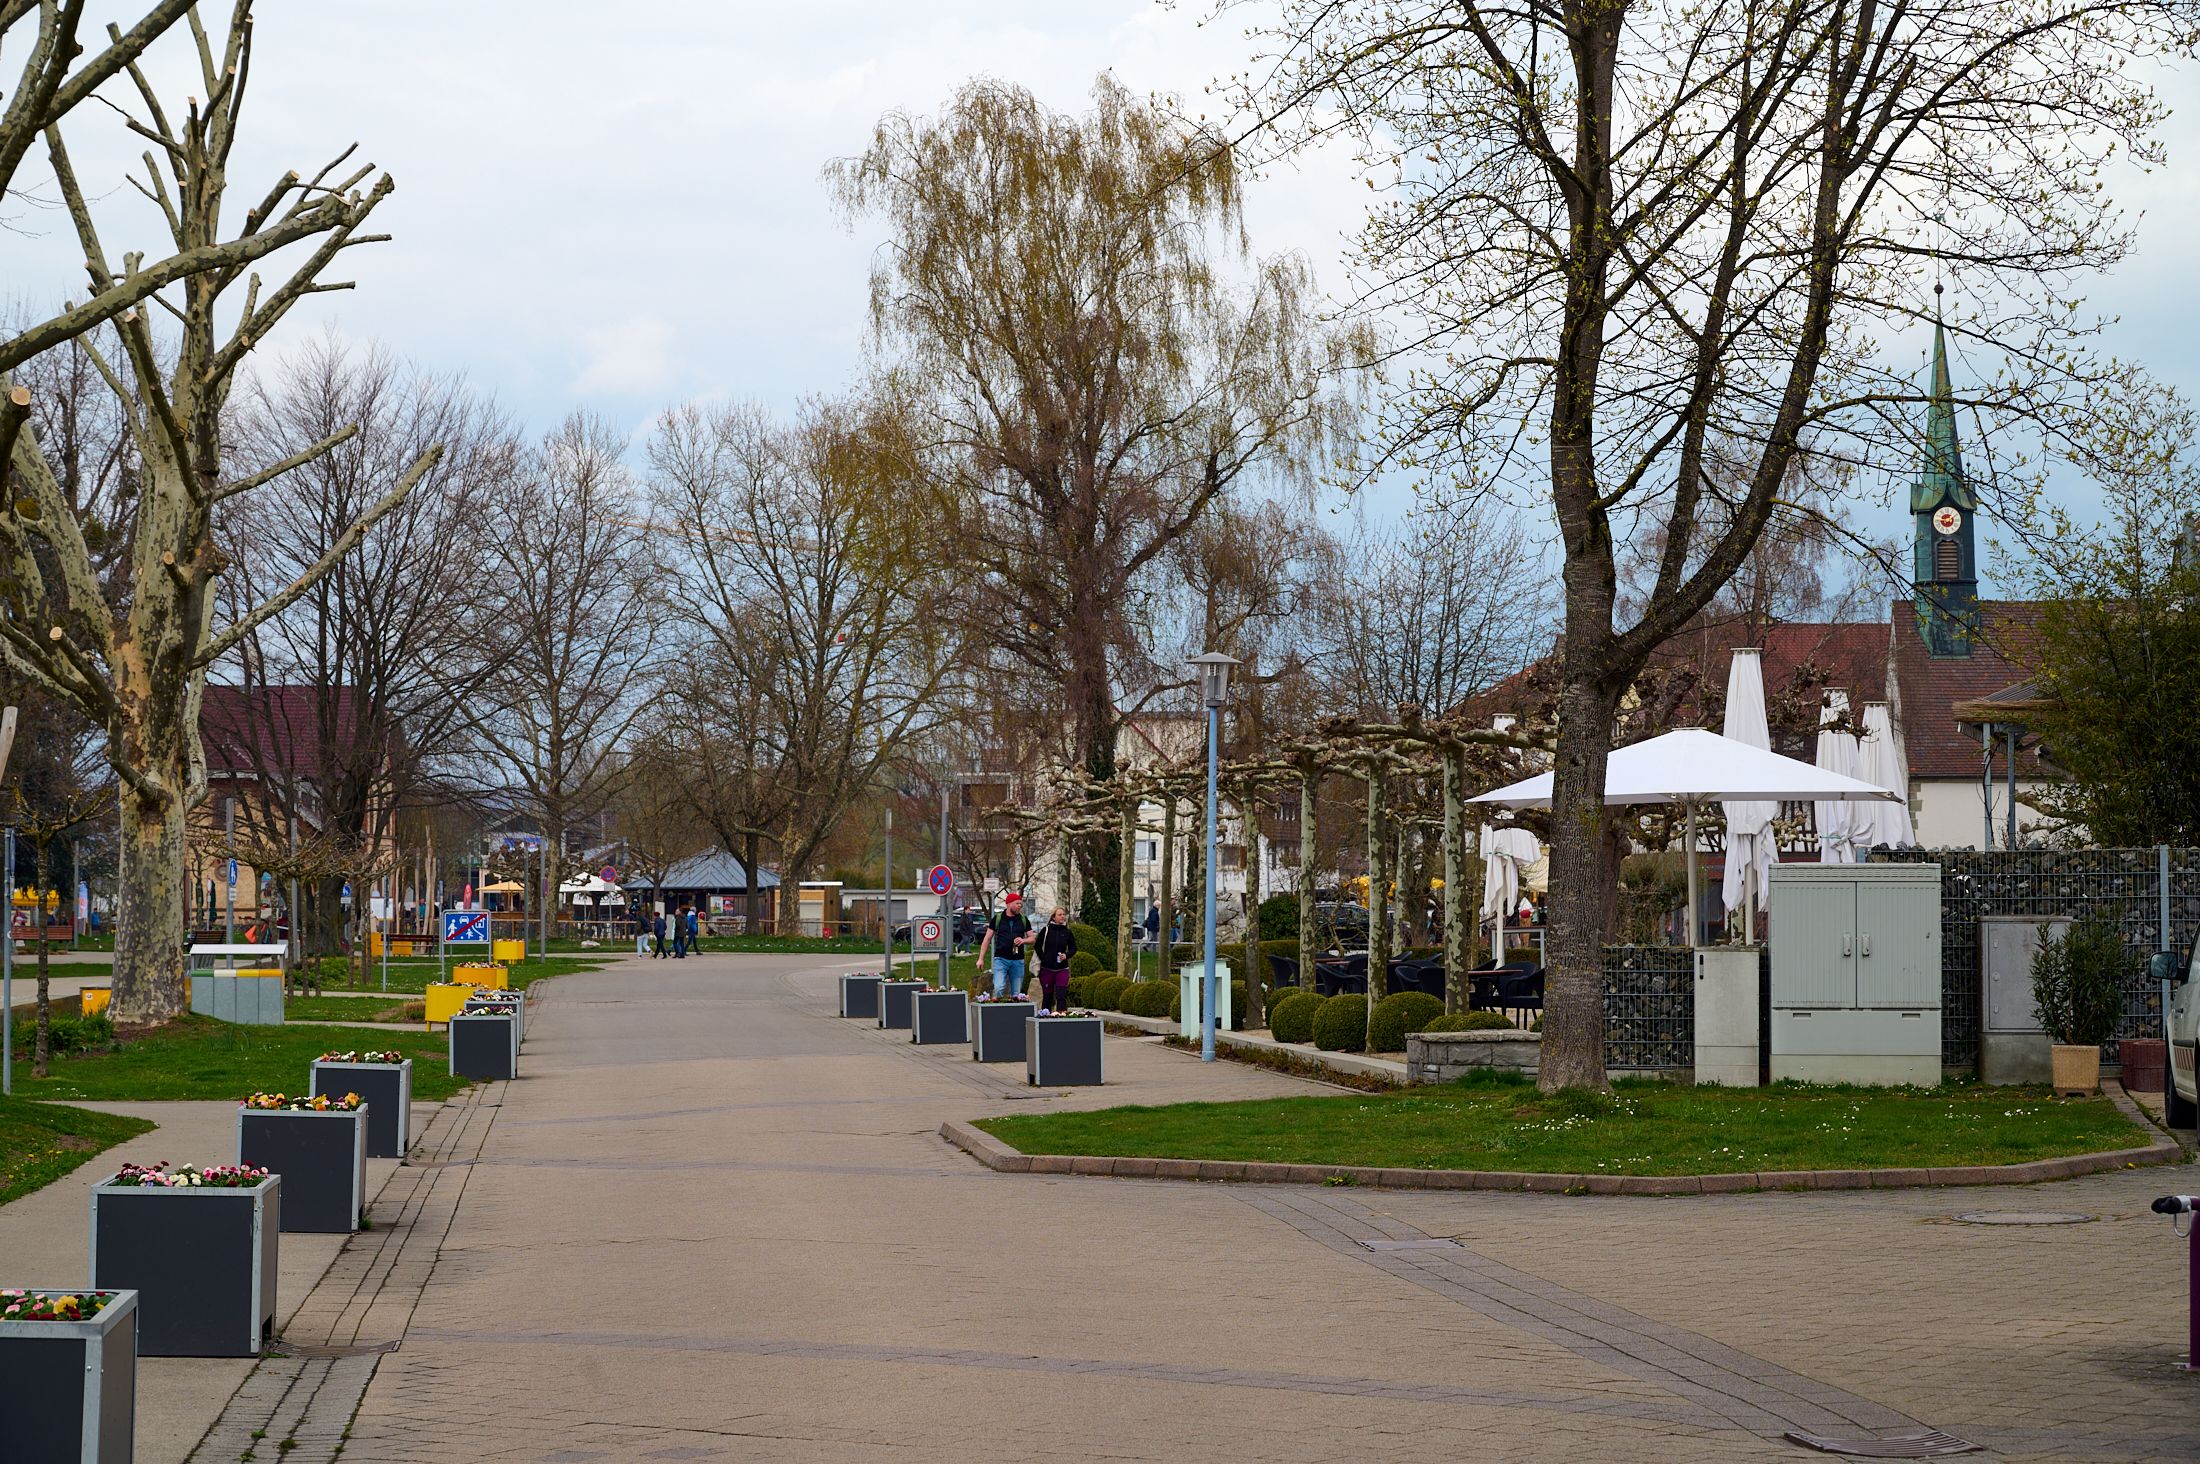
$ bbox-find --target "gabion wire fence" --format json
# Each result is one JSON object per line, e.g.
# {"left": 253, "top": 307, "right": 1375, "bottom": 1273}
{"left": 1874, "top": 847, "right": 2200, "bottom": 1066}
{"left": 1603, "top": 943, "right": 1695, "bottom": 1072}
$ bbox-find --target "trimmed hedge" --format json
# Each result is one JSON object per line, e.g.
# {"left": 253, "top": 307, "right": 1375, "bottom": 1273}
{"left": 1068, "top": 950, "right": 1104, "bottom": 983}
{"left": 1311, "top": 993, "right": 1368, "bottom": 1052}
{"left": 1120, "top": 981, "right": 1175, "bottom": 1018}
{"left": 1420, "top": 1010, "right": 1516, "bottom": 1034}
{"left": 1092, "top": 974, "right": 1132, "bottom": 1011}
{"left": 1367, "top": 992, "right": 1445, "bottom": 1053}
{"left": 1257, "top": 893, "right": 1299, "bottom": 940}
{"left": 1069, "top": 922, "right": 1116, "bottom": 971}
{"left": 1267, "top": 990, "right": 1322, "bottom": 1044}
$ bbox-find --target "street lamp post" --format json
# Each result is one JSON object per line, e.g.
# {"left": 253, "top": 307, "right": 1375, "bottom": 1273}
{"left": 1188, "top": 652, "right": 1239, "bottom": 1062}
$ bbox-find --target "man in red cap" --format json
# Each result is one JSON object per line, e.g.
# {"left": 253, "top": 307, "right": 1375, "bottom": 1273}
{"left": 975, "top": 891, "right": 1035, "bottom": 1000}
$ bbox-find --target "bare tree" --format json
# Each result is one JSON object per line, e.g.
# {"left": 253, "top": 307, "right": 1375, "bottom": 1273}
{"left": 1232, "top": 0, "right": 2192, "bottom": 1087}
{"left": 650, "top": 395, "right": 961, "bottom": 929}
{"left": 1, "top": 686, "right": 114, "bottom": 1075}
{"left": 2, "top": 4, "right": 438, "bottom": 1022}
{"left": 470, "top": 414, "right": 656, "bottom": 951}
{"left": 829, "top": 74, "right": 1367, "bottom": 936}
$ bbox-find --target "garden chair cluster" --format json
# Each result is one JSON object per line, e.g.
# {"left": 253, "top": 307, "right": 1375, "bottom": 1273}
{"left": 1265, "top": 951, "right": 1544, "bottom": 1026}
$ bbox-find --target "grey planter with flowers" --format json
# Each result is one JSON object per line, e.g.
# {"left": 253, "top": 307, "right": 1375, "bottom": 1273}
{"left": 311, "top": 1057, "right": 412, "bottom": 1157}
{"left": 972, "top": 999, "right": 1033, "bottom": 1062}
{"left": 237, "top": 1103, "right": 367, "bottom": 1233}
{"left": 463, "top": 991, "right": 524, "bottom": 1043}
{"left": 449, "top": 1010, "right": 518, "bottom": 1080}
{"left": 0, "top": 1288, "right": 138, "bottom": 1463}
{"left": 89, "top": 1168, "right": 277, "bottom": 1356}
{"left": 1028, "top": 1014, "right": 1104, "bottom": 1086}
{"left": 839, "top": 972, "right": 882, "bottom": 1019}
{"left": 879, "top": 978, "right": 925, "bottom": 1030}
{"left": 911, "top": 988, "right": 969, "bottom": 1045}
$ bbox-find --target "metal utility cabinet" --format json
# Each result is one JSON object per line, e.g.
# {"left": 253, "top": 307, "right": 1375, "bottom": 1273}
{"left": 1768, "top": 863, "right": 1942, "bottom": 1086}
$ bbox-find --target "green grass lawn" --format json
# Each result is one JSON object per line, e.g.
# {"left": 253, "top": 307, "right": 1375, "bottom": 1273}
{"left": 9, "top": 1014, "right": 466, "bottom": 1103}
{"left": 0, "top": 1097, "right": 155, "bottom": 1205}
{"left": 975, "top": 1072, "right": 2152, "bottom": 1176}
{"left": 285, "top": 993, "right": 421, "bottom": 1023}
{"left": 305, "top": 953, "right": 606, "bottom": 994}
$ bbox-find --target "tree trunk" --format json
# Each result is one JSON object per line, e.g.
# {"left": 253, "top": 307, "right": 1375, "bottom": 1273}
{"left": 1158, "top": 796, "right": 1175, "bottom": 974}
{"left": 113, "top": 784, "right": 189, "bottom": 1026}
{"left": 1114, "top": 801, "right": 1135, "bottom": 981}
{"left": 1184, "top": 796, "right": 1204, "bottom": 952}
{"left": 34, "top": 838, "right": 52, "bottom": 1077}
{"left": 1441, "top": 747, "right": 1467, "bottom": 1014}
{"left": 742, "top": 831, "right": 762, "bottom": 932}
{"left": 1365, "top": 768, "right": 1389, "bottom": 1001}
{"left": 1539, "top": 674, "right": 1626, "bottom": 1091}
{"left": 1242, "top": 807, "right": 1264, "bottom": 1028}
{"left": 1298, "top": 770, "right": 1317, "bottom": 991}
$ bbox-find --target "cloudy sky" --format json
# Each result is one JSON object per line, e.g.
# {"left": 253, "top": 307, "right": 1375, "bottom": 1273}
{"left": 17, "top": 2, "right": 2200, "bottom": 587}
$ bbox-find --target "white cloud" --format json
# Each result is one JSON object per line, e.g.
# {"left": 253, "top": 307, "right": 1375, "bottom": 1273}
{"left": 571, "top": 317, "right": 679, "bottom": 399}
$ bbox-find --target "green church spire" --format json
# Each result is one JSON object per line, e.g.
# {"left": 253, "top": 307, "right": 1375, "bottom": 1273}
{"left": 1909, "top": 321, "right": 1975, "bottom": 513}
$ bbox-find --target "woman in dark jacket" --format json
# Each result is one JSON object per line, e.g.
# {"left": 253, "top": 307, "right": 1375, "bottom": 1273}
{"left": 1033, "top": 906, "right": 1077, "bottom": 1012}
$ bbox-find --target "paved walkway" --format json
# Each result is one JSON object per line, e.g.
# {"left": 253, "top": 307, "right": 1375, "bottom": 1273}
{"left": 163, "top": 951, "right": 2200, "bottom": 1462}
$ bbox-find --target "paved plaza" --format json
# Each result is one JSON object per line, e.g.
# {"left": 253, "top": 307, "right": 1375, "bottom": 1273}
{"left": 32, "top": 950, "right": 2199, "bottom": 1462}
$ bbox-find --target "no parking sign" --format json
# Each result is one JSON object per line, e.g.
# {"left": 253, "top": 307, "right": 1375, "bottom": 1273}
{"left": 927, "top": 864, "right": 954, "bottom": 897}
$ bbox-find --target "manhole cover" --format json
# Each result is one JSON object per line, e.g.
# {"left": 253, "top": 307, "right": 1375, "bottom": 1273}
{"left": 1358, "top": 1239, "right": 1462, "bottom": 1251}
{"left": 1785, "top": 1428, "right": 1977, "bottom": 1457}
{"left": 1950, "top": 1211, "right": 2096, "bottom": 1226}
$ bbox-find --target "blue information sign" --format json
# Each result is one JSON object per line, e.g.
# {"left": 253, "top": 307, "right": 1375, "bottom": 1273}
{"left": 442, "top": 910, "right": 490, "bottom": 944}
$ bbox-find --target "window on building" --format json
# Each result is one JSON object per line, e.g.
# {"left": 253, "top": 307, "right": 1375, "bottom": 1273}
{"left": 1219, "top": 843, "right": 1245, "bottom": 870}
{"left": 1135, "top": 839, "right": 1158, "bottom": 863}
{"left": 1277, "top": 797, "right": 1298, "bottom": 823}
{"left": 1934, "top": 534, "right": 1962, "bottom": 580}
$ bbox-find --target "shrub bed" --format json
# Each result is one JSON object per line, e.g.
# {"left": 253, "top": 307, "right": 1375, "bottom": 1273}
{"left": 1092, "top": 974, "right": 1133, "bottom": 1011}
{"left": 1311, "top": 994, "right": 1368, "bottom": 1052}
{"left": 1368, "top": 992, "right": 1445, "bottom": 1053}
{"left": 1420, "top": 1010, "right": 1515, "bottom": 1034}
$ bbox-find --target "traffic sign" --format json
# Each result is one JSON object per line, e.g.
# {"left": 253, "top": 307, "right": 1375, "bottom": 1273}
{"left": 442, "top": 910, "right": 490, "bottom": 944}
{"left": 927, "top": 864, "right": 954, "bottom": 897}
{"left": 913, "top": 916, "right": 948, "bottom": 952}
{"left": 226, "top": 858, "right": 238, "bottom": 887}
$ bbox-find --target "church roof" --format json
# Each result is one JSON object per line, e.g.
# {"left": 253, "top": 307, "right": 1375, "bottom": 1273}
{"left": 1909, "top": 321, "right": 1976, "bottom": 513}
{"left": 1887, "top": 598, "right": 2044, "bottom": 778}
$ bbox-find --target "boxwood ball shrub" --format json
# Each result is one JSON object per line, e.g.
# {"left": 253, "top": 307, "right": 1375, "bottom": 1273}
{"left": 1124, "top": 982, "right": 1176, "bottom": 1018}
{"left": 1092, "top": 974, "right": 1133, "bottom": 1011}
{"left": 1068, "top": 950, "right": 1104, "bottom": 983}
{"left": 1311, "top": 993, "right": 1368, "bottom": 1052}
{"left": 1069, "top": 922, "right": 1116, "bottom": 971}
{"left": 1367, "top": 992, "right": 1446, "bottom": 1053}
{"left": 1267, "top": 990, "right": 1322, "bottom": 1044}
{"left": 1420, "top": 1010, "right": 1516, "bottom": 1034}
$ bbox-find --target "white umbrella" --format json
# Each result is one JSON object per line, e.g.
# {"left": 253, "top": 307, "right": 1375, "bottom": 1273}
{"left": 1479, "top": 825, "right": 1542, "bottom": 961}
{"left": 1853, "top": 702, "right": 1917, "bottom": 850}
{"left": 1813, "top": 690, "right": 1859, "bottom": 864}
{"left": 1473, "top": 728, "right": 1897, "bottom": 946}
{"left": 1720, "top": 649, "right": 1778, "bottom": 930}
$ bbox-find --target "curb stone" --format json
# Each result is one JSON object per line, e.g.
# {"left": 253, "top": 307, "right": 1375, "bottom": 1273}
{"left": 937, "top": 1103, "right": 2182, "bottom": 1195}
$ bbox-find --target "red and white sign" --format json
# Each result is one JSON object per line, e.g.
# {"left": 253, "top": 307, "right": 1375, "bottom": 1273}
{"left": 915, "top": 916, "right": 946, "bottom": 950}
{"left": 927, "top": 864, "right": 955, "bottom": 897}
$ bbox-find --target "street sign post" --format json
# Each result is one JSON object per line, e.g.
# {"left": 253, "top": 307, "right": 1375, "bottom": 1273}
{"left": 440, "top": 909, "right": 490, "bottom": 984}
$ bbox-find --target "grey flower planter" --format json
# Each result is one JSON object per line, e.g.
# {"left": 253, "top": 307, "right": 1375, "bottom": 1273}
{"left": 839, "top": 973, "right": 882, "bottom": 1019}
{"left": 0, "top": 1288, "right": 138, "bottom": 1463}
{"left": 911, "top": 989, "right": 968, "bottom": 1045}
{"left": 1027, "top": 1016, "right": 1103, "bottom": 1086}
{"left": 311, "top": 1059, "right": 412, "bottom": 1157}
{"left": 236, "top": 1107, "right": 366, "bottom": 1233}
{"left": 90, "top": 1176, "right": 277, "bottom": 1356}
{"left": 449, "top": 1011, "right": 518, "bottom": 1080}
{"left": 878, "top": 979, "right": 925, "bottom": 1030}
{"left": 462, "top": 992, "right": 523, "bottom": 1042}
{"left": 972, "top": 1000, "right": 1033, "bottom": 1062}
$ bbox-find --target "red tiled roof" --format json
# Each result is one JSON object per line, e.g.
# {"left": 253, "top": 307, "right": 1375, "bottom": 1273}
{"left": 1887, "top": 600, "right": 2043, "bottom": 778}
{"left": 200, "top": 684, "right": 371, "bottom": 780}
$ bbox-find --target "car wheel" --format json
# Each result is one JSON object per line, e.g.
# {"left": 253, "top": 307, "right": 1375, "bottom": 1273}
{"left": 2168, "top": 1081, "right": 2197, "bottom": 1131}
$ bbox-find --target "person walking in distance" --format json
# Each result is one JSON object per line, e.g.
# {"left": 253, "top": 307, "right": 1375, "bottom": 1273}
{"left": 671, "top": 904, "right": 689, "bottom": 959}
{"left": 975, "top": 891, "right": 1034, "bottom": 1000}
{"left": 652, "top": 907, "right": 668, "bottom": 959}
{"left": 685, "top": 904, "right": 702, "bottom": 956}
{"left": 1033, "top": 905, "right": 1077, "bottom": 1013}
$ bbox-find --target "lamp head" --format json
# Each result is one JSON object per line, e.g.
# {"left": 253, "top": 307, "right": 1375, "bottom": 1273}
{"left": 1188, "top": 651, "right": 1240, "bottom": 709}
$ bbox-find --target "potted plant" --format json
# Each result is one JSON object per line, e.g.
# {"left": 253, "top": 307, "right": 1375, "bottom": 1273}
{"left": 878, "top": 975, "right": 926, "bottom": 1031}
{"left": 236, "top": 1092, "right": 368, "bottom": 1233}
{"left": 462, "top": 990, "right": 525, "bottom": 1044}
{"left": 0, "top": 1289, "right": 138, "bottom": 1462}
{"left": 971, "top": 992, "right": 1034, "bottom": 1063}
{"left": 311, "top": 1051, "right": 414, "bottom": 1157}
{"left": 2030, "top": 917, "right": 2128, "bottom": 1096}
{"left": 839, "top": 971, "right": 883, "bottom": 1019}
{"left": 90, "top": 1163, "right": 278, "bottom": 1356}
{"left": 1027, "top": 1008, "right": 1104, "bottom": 1086}
{"left": 449, "top": 1008, "right": 518, "bottom": 1080}
{"left": 911, "top": 985, "right": 969, "bottom": 1045}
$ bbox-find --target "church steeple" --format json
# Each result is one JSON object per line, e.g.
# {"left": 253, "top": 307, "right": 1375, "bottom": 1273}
{"left": 1911, "top": 315, "right": 1978, "bottom": 656}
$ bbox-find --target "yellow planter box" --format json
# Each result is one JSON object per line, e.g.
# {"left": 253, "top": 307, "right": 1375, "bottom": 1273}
{"left": 454, "top": 963, "right": 508, "bottom": 990}
{"left": 80, "top": 986, "right": 111, "bottom": 1017}
{"left": 491, "top": 939, "right": 526, "bottom": 966}
{"left": 424, "top": 983, "right": 476, "bottom": 1024}
{"left": 369, "top": 933, "right": 423, "bottom": 957}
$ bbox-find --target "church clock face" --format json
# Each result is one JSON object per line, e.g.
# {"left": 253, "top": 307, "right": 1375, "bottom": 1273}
{"left": 1932, "top": 505, "right": 1961, "bottom": 536}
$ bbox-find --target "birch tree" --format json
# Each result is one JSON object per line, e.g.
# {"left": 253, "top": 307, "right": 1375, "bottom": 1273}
{"left": 2, "top": 3, "right": 437, "bottom": 1023}
{"left": 1233, "top": 0, "right": 2198, "bottom": 1088}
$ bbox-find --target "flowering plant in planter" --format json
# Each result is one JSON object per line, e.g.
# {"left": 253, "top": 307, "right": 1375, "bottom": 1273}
{"left": 973, "top": 991, "right": 1033, "bottom": 1003}
{"left": 317, "top": 1050, "right": 403, "bottom": 1064}
{"left": 0, "top": 1290, "right": 117, "bottom": 1322}
{"left": 242, "top": 1091, "right": 362, "bottom": 1111}
{"left": 1035, "top": 1008, "right": 1097, "bottom": 1018}
{"left": 109, "top": 1161, "right": 269, "bottom": 1188}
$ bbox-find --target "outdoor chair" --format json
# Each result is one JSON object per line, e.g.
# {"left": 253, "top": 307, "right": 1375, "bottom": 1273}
{"left": 1387, "top": 958, "right": 1444, "bottom": 998}
{"left": 1267, "top": 954, "right": 1299, "bottom": 990}
{"left": 1313, "top": 959, "right": 1368, "bottom": 997}
{"left": 1494, "top": 967, "right": 1545, "bottom": 1023}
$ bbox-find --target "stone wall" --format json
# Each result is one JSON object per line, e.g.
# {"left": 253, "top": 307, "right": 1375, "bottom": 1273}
{"left": 1405, "top": 1029, "right": 1540, "bottom": 1085}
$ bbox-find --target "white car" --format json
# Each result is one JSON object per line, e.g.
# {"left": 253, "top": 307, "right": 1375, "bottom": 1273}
{"left": 2159, "top": 944, "right": 2199, "bottom": 1128}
